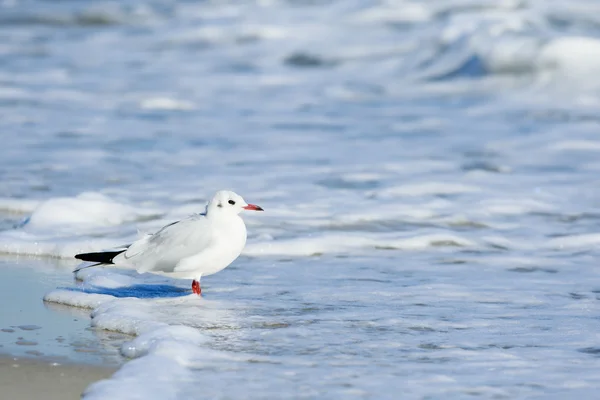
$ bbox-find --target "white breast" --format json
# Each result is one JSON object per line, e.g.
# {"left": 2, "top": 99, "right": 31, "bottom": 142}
{"left": 204, "top": 215, "right": 247, "bottom": 275}
{"left": 169, "top": 214, "right": 247, "bottom": 278}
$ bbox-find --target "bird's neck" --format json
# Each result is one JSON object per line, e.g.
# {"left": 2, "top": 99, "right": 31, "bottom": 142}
{"left": 207, "top": 212, "right": 246, "bottom": 241}
{"left": 206, "top": 209, "right": 241, "bottom": 224}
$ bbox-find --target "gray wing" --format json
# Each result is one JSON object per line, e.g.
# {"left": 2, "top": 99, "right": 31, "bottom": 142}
{"left": 116, "top": 214, "right": 213, "bottom": 273}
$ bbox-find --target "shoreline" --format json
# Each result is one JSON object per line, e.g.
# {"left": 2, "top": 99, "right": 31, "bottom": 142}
{"left": 0, "top": 258, "right": 129, "bottom": 366}
{"left": 0, "top": 354, "right": 117, "bottom": 399}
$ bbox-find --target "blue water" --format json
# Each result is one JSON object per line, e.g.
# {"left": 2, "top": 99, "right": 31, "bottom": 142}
{"left": 2, "top": 1, "right": 600, "bottom": 398}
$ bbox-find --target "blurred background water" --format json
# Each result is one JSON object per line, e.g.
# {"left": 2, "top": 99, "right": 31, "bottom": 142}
{"left": 2, "top": 0, "right": 600, "bottom": 398}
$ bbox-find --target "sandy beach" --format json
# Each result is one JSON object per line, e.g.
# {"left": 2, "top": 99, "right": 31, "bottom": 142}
{"left": 0, "top": 355, "right": 116, "bottom": 400}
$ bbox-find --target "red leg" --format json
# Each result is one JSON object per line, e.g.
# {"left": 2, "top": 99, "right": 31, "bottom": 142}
{"left": 191, "top": 280, "right": 201, "bottom": 295}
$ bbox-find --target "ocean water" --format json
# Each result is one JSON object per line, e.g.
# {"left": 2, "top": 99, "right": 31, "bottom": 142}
{"left": 2, "top": 0, "right": 600, "bottom": 398}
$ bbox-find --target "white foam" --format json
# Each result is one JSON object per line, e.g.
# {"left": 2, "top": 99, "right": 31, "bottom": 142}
{"left": 26, "top": 192, "right": 151, "bottom": 229}
{"left": 547, "top": 233, "right": 600, "bottom": 250}
{"left": 119, "top": 325, "right": 208, "bottom": 359}
{"left": 537, "top": 37, "right": 600, "bottom": 78}
{"left": 351, "top": 2, "right": 431, "bottom": 24}
{"left": 476, "top": 198, "right": 556, "bottom": 216}
{"left": 431, "top": 7, "right": 600, "bottom": 89}
{"left": 84, "top": 343, "right": 243, "bottom": 400}
{"left": 0, "top": 193, "right": 162, "bottom": 259}
{"left": 41, "top": 269, "right": 241, "bottom": 399}
{"left": 244, "top": 233, "right": 476, "bottom": 257}
{"left": 44, "top": 289, "right": 116, "bottom": 309}
{"left": 139, "top": 97, "right": 195, "bottom": 111}
{"left": 0, "top": 229, "right": 122, "bottom": 259}
{"left": 329, "top": 204, "right": 439, "bottom": 224}
{"left": 376, "top": 182, "right": 481, "bottom": 198}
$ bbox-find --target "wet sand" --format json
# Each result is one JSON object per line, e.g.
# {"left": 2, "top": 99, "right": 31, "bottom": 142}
{"left": 0, "top": 355, "right": 116, "bottom": 399}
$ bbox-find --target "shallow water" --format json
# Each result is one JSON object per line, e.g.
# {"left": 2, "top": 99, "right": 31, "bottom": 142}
{"left": 0, "top": 258, "right": 127, "bottom": 365}
{"left": 2, "top": 0, "right": 600, "bottom": 398}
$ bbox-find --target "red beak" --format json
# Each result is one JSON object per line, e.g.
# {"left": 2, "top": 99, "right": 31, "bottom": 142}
{"left": 243, "top": 204, "right": 264, "bottom": 211}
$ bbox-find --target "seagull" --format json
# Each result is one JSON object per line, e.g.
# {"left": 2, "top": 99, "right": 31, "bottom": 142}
{"left": 74, "top": 190, "right": 263, "bottom": 295}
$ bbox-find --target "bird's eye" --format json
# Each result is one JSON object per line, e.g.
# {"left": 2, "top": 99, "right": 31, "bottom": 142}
{"left": 228, "top": 200, "right": 235, "bottom": 205}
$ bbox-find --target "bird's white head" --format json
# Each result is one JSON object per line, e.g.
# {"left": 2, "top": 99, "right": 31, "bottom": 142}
{"left": 206, "top": 190, "right": 264, "bottom": 216}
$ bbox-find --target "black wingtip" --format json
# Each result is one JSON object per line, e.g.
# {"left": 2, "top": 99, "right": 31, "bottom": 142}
{"left": 74, "top": 250, "right": 125, "bottom": 264}
{"left": 73, "top": 262, "right": 103, "bottom": 273}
